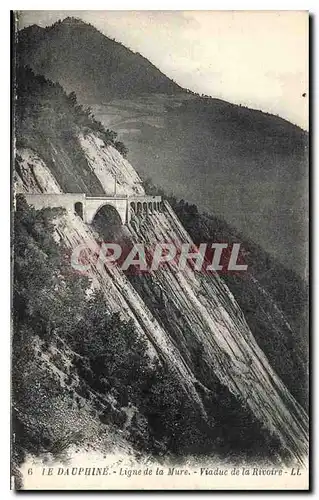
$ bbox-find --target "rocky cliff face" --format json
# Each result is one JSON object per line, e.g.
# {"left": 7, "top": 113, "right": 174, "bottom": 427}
{"left": 14, "top": 129, "right": 308, "bottom": 466}
{"left": 17, "top": 17, "right": 308, "bottom": 276}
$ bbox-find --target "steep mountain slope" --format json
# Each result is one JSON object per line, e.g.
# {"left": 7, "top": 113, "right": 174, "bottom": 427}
{"left": 16, "top": 17, "right": 308, "bottom": 276}
{"left": 93, "top": 95, "right": 308, "bottom": 277}
{"left": 17, "top": 17, "right": 183, "bottom": 101}
{"left": 143, "top": 185, "right": 308, "bottom": 409}
{"left": 15, "top": 137, "right": 309, "bottom": 466}
{"left": 13, "top": 69, "right": 308, "bottom": 472}
{"left": 14, "top": 65, "right": 308, "bottom": 406}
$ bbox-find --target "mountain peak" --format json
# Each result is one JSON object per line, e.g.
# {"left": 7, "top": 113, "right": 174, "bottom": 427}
{"left": 19, "top": 23, "right": 44, "bottom": 35}
{"left": 62, "top": 16, "right": 82, "bottom": 22}
{"left": 17, "top": 18, "right": 183, "bottom": 101}
{"left": 59, "top": 16, "right": 89, "bottom": 26}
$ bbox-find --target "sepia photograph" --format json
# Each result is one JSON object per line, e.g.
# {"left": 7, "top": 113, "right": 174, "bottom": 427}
{"left": 10, "top": 9, "right": 309, "bottom": 490}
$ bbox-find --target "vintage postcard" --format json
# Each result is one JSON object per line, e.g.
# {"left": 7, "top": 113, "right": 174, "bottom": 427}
{"left": 11, "top": 10, "right": 309, "bottom": 490}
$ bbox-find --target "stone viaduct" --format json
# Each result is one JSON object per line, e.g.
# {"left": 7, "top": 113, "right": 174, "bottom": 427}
{"left": 24, "top": 193, "right": 163, "bottom": 225}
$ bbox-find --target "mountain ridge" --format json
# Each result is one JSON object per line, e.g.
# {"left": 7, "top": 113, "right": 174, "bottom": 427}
{"left": 18, "top": 17, "right": 308, "bottom": 131}
{"left": 12, "top": 64, "right": 308, "bottom": 482}
{"left": 16, "top": 16, "right": 308, "bottom": 276}
{"left": 17, "top": 17, "right": 184, "bottom": 101}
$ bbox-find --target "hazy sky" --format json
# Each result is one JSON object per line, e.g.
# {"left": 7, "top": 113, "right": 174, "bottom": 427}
{"left": 18, "top": 10, "right": 309, "bottom": 129}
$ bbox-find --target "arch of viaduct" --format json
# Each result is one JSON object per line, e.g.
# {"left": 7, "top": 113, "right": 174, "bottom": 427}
{"left": 24, "top": 193, "right": 164, "bottom": 225}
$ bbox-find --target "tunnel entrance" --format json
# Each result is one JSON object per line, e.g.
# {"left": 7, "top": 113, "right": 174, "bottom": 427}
{"left": 92, "top": 204, "right": 123, "bottom": 240}
{"left": 74, "top": 202, "right": 83, "bottom": 219}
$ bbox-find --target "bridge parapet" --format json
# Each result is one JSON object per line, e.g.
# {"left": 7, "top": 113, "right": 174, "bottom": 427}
{"left": 23, "top": 193, "right": 163, "bottom": 225}
{"left": 24, "top": 193, "right": 86, "bottom": 211}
